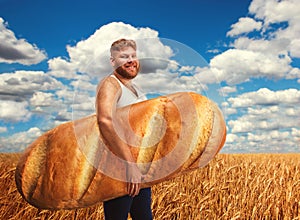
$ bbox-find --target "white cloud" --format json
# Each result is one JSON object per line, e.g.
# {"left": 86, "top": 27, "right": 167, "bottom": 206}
{"left": 53, "top": 109, "right": 72, "bottom": 124}
{"left": 0, "top": 100, "right": 31, "bottom": 122}
{"left": 221, "top": 101, "right": 237, "bottom": 116}
{"left": 225, "top": 133, "right": 246, "bottom": 143}
{"left": 223, "top": 124, "right": 299, "bottom": 153}
{"left": 249, "top": 0, "right": 300, "bottom": 58}
{"left": 228, "top": 116, "right": 256, "bottom": 133}
{"left": 72, "top": 94, "right": 95, "bottom": 111}
{"left": 232, "top": 37, "right": 290, "bottom": 56}
{"left": 222, "top": 86, "right": 300, "bottom": 153}
{"left": 48, "top": 22, "right": 173, "bottom": 80}
{"left": 210, "top": 49, "right": 292, "bottom": 84}
{"left": 227, "top": 17, "right": 262, "bottom": 37}
{"left": 228, "top": 88, "right": 300, "bottom": 107}
{"left": 0, "top": 70, "right": 64, "bottom": 101}
{"left": 219, "top": 86, "right": 237, "bottom": 96}
{"left": 212, "top": 0, "right": 300, "bottom": 86}
{"left": 193, "top": 66, "right": 219, "bottom": 85}
{"left": 30, "top": 91, "right": 54, "bottom": 107}
{"left": 247, "top": 105, "right": 279, "bottom": 115}
{"left": 247, "top": 130, "right": 291, "bottom": 143}
{"left": 55, "top": 88, "right": 76, "bottom": 105}
{"left": 0, "top": 17, "right": 47, "bottom": 65}
{"left": 71, "top": 75, "right": 96, "bottom": 92}
{"left": 0, "top": 70, "right": 68, "bottom": 126}
{"left": 289, "top": 39, "right": 300, "bottom": 58}
{"left": 0, "top": 127, "right": 42, "bottom": 152}
{"left": 287, "top": 67, "right": 300, "bottom": 81}
{"left": 135, "top": 70, "right": 204, "bottom": 96}
{"left": 48, "top": 57, "right": 78, "bottom": 79}
{"left": 249, "top": 0, "right": 300, "bottom": 25}
{"left": 291, "top": 128, "right": 300, "bottom": 141}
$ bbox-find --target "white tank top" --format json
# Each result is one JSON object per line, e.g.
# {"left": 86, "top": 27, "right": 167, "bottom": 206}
{"left": 110, "top": 75, "right": 147, "bottom": 108}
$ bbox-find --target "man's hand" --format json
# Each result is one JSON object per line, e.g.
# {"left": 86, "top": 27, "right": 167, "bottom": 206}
{"left": 126, "top": 164, "right": 143, "bottom": 197}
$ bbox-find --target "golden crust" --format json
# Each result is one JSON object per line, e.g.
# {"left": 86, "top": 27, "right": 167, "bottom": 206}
{"left": 15, "top": 92, "right": 226, "bottom": 210}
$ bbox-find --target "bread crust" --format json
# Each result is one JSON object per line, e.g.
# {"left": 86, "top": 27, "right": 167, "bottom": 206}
{"left": 15, "top": 92, "right": 226, "bottom": 210}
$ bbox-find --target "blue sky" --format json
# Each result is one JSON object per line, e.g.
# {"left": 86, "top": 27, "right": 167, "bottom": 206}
{"left": 0, "top": 0, "right": 299, "bottom": 153}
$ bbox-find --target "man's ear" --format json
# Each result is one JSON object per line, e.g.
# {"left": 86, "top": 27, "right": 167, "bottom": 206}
{"left": 110, "top": 56, "right": 115, "bottom": 67}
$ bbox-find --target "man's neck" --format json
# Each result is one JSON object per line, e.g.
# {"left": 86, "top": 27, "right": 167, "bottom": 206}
{"left": 113, "top": 72, "right": 131, "bottom": 85}
{"left": 113, "top": 72, "right": 138, "bottom": 96}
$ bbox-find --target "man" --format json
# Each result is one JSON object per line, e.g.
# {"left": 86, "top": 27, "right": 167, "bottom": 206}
{"left": 95, "top": 39, "right": 152, "bottom": 220}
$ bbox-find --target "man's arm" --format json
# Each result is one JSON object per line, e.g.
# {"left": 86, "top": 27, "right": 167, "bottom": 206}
{"left": 95, "top": 76, "right": 142, "bottom": 197}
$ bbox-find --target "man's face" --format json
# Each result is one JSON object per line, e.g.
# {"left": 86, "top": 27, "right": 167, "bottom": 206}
{"left": 111, "top": 46, "right": 140, "bottom": 80}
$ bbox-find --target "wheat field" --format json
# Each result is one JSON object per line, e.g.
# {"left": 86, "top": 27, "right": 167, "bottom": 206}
{"left": 0, "top": 153, "right": 299, "bottom": 220}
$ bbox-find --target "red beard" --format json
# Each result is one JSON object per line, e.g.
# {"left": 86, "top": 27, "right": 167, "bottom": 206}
{"left": 115, "top": 61, "right": 140, "bottom": 79}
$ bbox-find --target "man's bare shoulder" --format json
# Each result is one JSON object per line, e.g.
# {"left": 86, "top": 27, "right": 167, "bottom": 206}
{"left": 97, "top": 75, "right": 120, "bottom": 93}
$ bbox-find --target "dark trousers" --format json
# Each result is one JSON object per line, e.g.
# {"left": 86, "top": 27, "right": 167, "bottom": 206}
{"left": 103, "top": 188, "right": 152, "bottom": 220}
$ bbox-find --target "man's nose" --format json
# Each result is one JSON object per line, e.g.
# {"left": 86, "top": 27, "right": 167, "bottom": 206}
{"left": 127, "top": 56, "right": 135, "bottom": 62}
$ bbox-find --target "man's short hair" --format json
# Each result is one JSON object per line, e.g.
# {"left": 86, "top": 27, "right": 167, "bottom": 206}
{"left": 110, "top": 39, "right": 137, "bottom": 55}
